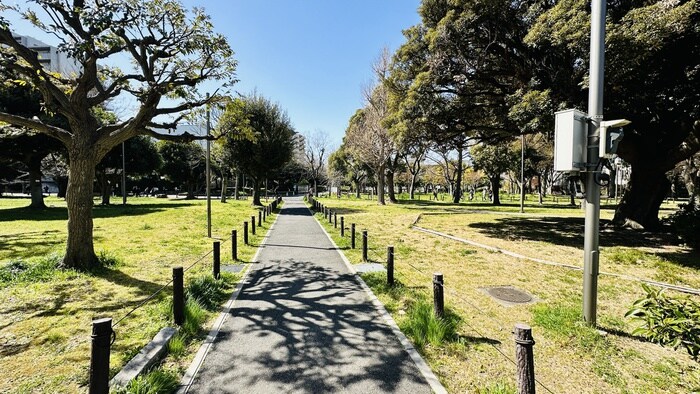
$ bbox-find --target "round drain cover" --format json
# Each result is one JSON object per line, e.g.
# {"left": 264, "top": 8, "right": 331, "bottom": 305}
{"left": 486, "top": 286, "right": 533, "bottom": 304}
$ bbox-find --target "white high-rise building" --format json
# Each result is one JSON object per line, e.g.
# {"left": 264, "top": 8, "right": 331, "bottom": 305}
{"left": 11, "top": 33, "right": 81, "bottom": 76}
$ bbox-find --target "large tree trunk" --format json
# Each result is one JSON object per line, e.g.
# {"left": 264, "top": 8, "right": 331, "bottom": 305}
{"left": 608, "top": 167, "right": 617, "bottom": 198}
{"left": 452, "top": 150, "right": 463, "bottom": 203}
{"left": 569, "top": 177, "right": 577, "bottom": 206}
{"left": 98, "top": 171, "right": 110, "bottom": 205}
{"left": 63, "top": 154, "right": 98, "bottom": 269}
{"left": 377, "top": 164, "right": 386, "bottom": 205}
{"left": 387, "top": 169, "right": 398, "bottom": 203}
{"left": 613, "top": 167, "right": 670, "bottom": 230}
{"left": 28, "top": 161, "right": 46, "bottom": 209}
{"left": 252, "top": 178, "right": 262, "bottom": 206}
{"left": 354, "top": 180, "right": 361, "bottom": 198}
{"left": 490, "top": 175, "right": 501, "bottom": 206}
{"left": 186, "top": 181, "right": 195, "bottom": 199}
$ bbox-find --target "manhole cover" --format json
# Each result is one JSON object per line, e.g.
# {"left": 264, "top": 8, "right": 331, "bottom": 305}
{"left": 355, "top": 263, "right": 385, "bottom": 273}
{"left": 222, "top": 264, "right": 246, "bottom": 273}
{"left": 484, "top": 286, "right": 533, "bottom": 304}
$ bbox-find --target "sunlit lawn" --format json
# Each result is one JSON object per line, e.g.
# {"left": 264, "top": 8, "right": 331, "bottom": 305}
{"left": 0, "top": 195, "right": 276, "bottom": 393}
{"left": 313, "top": 194, "right": 700, "bottom": 393}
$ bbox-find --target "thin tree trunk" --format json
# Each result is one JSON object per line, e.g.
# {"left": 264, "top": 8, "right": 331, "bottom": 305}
{"left": 355, "top": 180, "right": 361, "bottom": 198}
{"left": 452, "top": 150, "right": 463, "bottom": 203}
{"left": 538, "top": 174, "right": 543, "bottom": 205}
{"left": 377, "top": 164, "right": 386, "bottom": 205}
{"left": 186, "top": 181, "right": 195, "bottom": 199}
{"left": 387, "top": 169, "right": 398, "bottom": 203}
{"left": 314, "top": 179, "right": 318, "bottom": 197}
{"left": 220, "top": 175, "right": 227, "bottom": 203}
{"left": 491, "top": 176, "right": 501, "bottom": 206}
{"left": 63, "top": 154, "right": 98, "bottom": 269}
{"left": 234, "top": 171, "right": 239, "bottom": 200}
{"left": 98, "top": 171, "right": 110, "bottom": 205}
{"left": 252, "top": 178, "right": 262, "bottom": 206}
{"left": 569, "top": 177, "right": 577, "bottom": 206}
{"left": 28, "top": 162, "right": 46, "bottom": 209}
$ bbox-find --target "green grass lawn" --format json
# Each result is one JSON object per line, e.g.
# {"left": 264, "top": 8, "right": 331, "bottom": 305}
{"left": 311, "top": 194, "right": 700, "bottom": 393}
{"left": 0, "top": 195, "right": 277, "bottom": 393}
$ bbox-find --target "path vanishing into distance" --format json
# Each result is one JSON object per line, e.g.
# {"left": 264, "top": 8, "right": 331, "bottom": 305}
{"left": 180, "top": 196, "right": 439, "bottom": 394}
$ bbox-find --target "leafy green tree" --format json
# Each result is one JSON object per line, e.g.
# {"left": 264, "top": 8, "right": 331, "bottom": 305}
{"left": 96, "top": 136, "right": 162, "bottom": 205}
{"left": 0, "top": 82, "right": 66, "bottom": 208}
{"left": 0, "top": 1, "right": 236, "bottom": 269}
{"left": 218, "top": 94, "right": 295, "bottom": 206}
{"left": 525, "top": 0, "right": 700, "bottom": 229}
{"left": 328, "top": 143, "right": 371, "bottom": 198}
{"left": 471, "top": 142, "right": 519, "bottom": 205}
{"left": 158, "top": 141, "right": 205, "bottom": 200}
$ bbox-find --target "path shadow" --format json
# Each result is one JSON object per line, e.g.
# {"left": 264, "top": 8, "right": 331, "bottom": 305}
{"left": 192, "top": 258, "right": 430, "bottom": 393}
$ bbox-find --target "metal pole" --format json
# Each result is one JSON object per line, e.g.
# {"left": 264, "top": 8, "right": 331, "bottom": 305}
{"left": 583, "top": 0, "right": 606, "bottom": 326}
{"left": 206, "top": 93, "right": 212, "bottom": 238}
{"left": 121, "top": 141, "right": 126, "bottom": 206}
{"left": 520, "top": 134, "right": 525, "bottom": 213}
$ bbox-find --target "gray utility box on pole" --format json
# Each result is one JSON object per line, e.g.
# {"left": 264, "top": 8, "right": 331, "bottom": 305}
{"left": 554, "top": 109, "right": 588, "bottom": 172}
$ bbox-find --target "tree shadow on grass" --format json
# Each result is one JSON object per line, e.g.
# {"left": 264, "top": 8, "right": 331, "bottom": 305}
{"left": 468, "top": 216, "right": 682, "bottom": 249}
{"left": 0, "top": 230, "right": 64, "bottom": 261}
{"left": 0, "top": 202, "right": 193, "bottom": 222}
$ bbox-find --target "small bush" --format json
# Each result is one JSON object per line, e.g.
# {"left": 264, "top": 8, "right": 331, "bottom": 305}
{"left": 0, "top": 254, "right": 62, "bottom": 286}
{"left": 626, "top": 284, "right": 700, "bottom": 360}
{"left": 182, "top": 298, "right": 207, "bottom": 337}
{"left": 664, "top": 201, "right": 700, "bottom": 251}
{"left": 186, "top": 274, "right": 233, "bottom": 311}
{"left": 477, "top": 381, "right": 516, "bottom": 394}
{"left": 167, "top": 333, "right": 187, "bottom": 358}
{"left": 116, "top": 367, "right": 179, "bottom": 394}
{"left": 97, "top": 250, "right": 122, "bottom": 267}
{"left": 400, "top": 299, "right": 458, "bottom": 349}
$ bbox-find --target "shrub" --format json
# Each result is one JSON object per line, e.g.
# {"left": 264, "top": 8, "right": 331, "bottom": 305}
{"left": 167, "top": 333, "right": 187, "bottom": 358}
{"left": 186, "top": 274, "right": 233, "bottom": 310}
{"left": 400, "top": 299, "right": 458, "bottom": 349}
{"left": 182, "top": 298, "right": 207, "bottom": 337}
{"left": 664, "top": 201, "right": 700, "bottom": 251}
{"left": 116, "top": 367, "right": 179, "bottom": 394}
{"left": 0, "top": 254, "right": 62, "bottom": 286}
{"left": 626, "top": 284, "right": 700, "bottom": 360}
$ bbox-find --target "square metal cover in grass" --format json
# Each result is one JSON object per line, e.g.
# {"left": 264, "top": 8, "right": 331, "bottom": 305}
{"left": 355, "top": 263, "right": 386, "bottom": 273}
{"left": 481, "top": 286, "right": 536, "bottom": 307}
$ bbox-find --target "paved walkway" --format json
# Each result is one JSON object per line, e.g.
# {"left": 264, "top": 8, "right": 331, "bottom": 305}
{"left": 185, "top": 197, "right": 433, "bottom": 393}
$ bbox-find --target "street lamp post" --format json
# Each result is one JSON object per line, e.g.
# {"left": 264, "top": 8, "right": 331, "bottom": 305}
{"left": 121, "top": 141, "right": 126, "bottom": 205}
{"left": 582, "top": 0, "right": 606, "bottom": 326}
{"left": 206, "top": 94, "right": 212, "bottom": 238}
{"left": 520, "top": 134, "right": 525, "bottom": 213}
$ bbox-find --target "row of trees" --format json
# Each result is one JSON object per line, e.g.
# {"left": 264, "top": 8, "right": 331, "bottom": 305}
{"left": 331, "top": 0, "right": 699, "bottom": 230}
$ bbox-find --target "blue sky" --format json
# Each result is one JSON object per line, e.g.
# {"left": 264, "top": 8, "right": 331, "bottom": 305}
{"left": 6, "top": 0, "right": 421, "bottom": 148}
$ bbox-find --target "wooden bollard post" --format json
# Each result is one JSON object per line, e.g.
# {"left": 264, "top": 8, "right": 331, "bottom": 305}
{"left": 258, "top": 211, "right": 262, "bottom": 226}
{"left": 328, "top": 210, "right": 333, "bottom": 224}
{"left": 263, "top": 208, "right": 266, "bottom": 222}
{"left": 433, "top": 272, "right": 444, "bottom": 318}
{"left": 334, "top": 212, "right": 337, "bottom": 228}
{"left": 340, "top": 217, "right": 345, "bottom": 237}
{"left": 213, "top": 241, "right": 220, "bottom": 279}
{"left": 351, "top": 223, "right": 356, "bottom": 248}
{"left": 362, "top": 230, "right": 368, "bottom": 262}
{"left": 231, "top": 230, "right": 238, "bottom": 260}
{"left": 251, "top": 216, "right": 256, "bottom": 235}
{"left": 89, "top": 317, "right": 112, "bottom": 394}
{"left": 173, "top": 267, "right": 184, "bottom": 325}
{"left": 514, "top": 324, "right": 536, "bottom": 394}
{"left": 387, "top": 246, "right": 394, "bottom": 286}
{"left": 243, "top": 221, "right": 249, "bottom": 245}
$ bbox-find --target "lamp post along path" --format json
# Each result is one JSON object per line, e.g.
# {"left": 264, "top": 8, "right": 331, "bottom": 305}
{"left": 206, "top": 93, "right": 212, "bottom": 238}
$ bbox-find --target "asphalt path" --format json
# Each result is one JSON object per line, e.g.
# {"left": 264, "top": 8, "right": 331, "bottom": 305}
{"left": 186, "top": 197, "right": 432, "bottom": 394}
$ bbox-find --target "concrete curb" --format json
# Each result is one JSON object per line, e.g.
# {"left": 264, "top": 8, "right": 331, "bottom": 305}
{"left": 177, "top": 205, "right": 283, "bottom": 394}
{"left": 110, "top": 327, "right": 178, "bottom": 388}
{"left": 309, "top": 203, "right": 447, "bottom": 394}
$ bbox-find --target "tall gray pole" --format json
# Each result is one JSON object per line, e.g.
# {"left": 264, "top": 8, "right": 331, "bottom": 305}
{"left": 206, "top": 95, "right": 212, "bottom": 238}
{"left": 520, "top": 134, "right": 525, "bottom": 213}
{"left": 121, "top": 141, "right": 126, "bottom": 205}
{"left": 583, "top": 0, "right": 606, "bottom": 326}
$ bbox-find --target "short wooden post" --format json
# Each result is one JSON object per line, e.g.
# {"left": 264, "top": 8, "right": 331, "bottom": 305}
{"left": 251, "top": 216, "right": 256, "bottom": 235}
{"left": 231, "top": 230, "right": 238, "bottom": 260}
{"left": 433, "top": 272, "right": 444, "bottom": 318}
{"left": 387, "top": 246, "right": 394, "bottom": 286}
{"left": 351, "top": 223, "right": 356, "bottom": 248}
{"left": 334, "top": 212, "right": 337, "bottom": 228}
{"left": 258, "top": 211, "right": 262, "bottom": 226}
{"left": 243, "top": 221, "right": 249, "bottom": 245}
{"left": 328, "top": 210, "right": 333, "bottom": 223}
{"left": 173, "top": 267, "right": 184, "bottom": 325}
{"left": 89, "top": 317, "right": 112, "bottom": 394}
{"left": 340, "top": 217, "right": 345, "bottom": 237}
{"left": 514, "top": 324, "right": 536, "bottom": 394}
{"left": 213, "top": 241, "right": 220, "bottom": 279}
{"left": 362, "top": 230, "right": 368, "bottom": 262}
{"left": 263, "top": 208, "right": 266, "bottom": 222}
